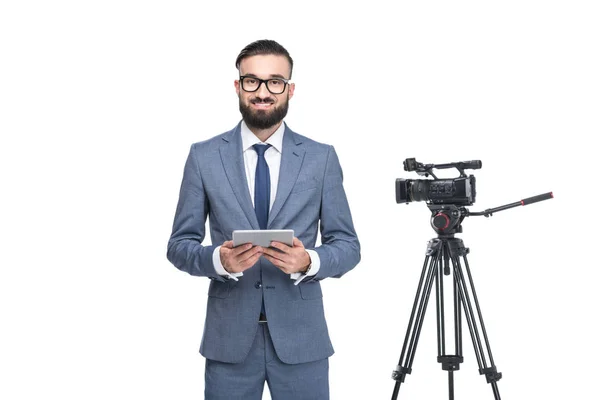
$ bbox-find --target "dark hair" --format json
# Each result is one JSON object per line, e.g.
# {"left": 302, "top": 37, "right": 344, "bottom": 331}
{"left": 235, "top": 39, "right": 294, "bottom": 78}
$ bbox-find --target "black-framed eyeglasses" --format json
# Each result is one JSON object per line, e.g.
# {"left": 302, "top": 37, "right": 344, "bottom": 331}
{"left": 239, "top": 76, "right": 290, "bottom": 95}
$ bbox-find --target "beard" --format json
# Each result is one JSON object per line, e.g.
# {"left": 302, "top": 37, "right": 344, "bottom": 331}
{"left": 239, "top": 95, "right": 289, "bottom": 130}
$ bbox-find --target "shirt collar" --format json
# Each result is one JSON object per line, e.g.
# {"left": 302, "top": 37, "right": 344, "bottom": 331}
{"left": 241, "top": 120, "right": 285, "bottom": 154}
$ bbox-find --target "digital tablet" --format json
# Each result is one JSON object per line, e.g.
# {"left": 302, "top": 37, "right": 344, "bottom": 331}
{"left": 232, "top": 229, "right": 294, "bottom": 248}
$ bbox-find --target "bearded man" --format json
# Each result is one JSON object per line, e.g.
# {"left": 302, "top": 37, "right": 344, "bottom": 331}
{"left": 167, "top": 39, "right": 360, "bottom": 400}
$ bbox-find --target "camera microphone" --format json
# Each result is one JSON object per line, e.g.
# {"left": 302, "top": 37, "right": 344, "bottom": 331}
{"left": 458, "top": 160, "right": 482, "bottom": 170}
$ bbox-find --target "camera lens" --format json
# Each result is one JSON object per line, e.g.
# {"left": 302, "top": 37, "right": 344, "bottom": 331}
{"left": 411, "top": 180, "right": 430, "bottom": 202}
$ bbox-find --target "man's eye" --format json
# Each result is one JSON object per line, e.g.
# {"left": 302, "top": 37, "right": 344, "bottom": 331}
{"left": 269, "top": 80, "right": 282, "bottom": 86}
{"left": 246, "top": 79, "right": 257, "bottom": 84}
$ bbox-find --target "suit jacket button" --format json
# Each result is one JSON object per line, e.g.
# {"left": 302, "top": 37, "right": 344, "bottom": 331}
{"left": 254, "top": 281, "right": 262, "bottom": 289}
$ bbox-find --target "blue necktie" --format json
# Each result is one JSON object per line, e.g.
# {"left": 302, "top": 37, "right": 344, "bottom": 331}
{"left": 253, "top": 144, "right": 271, "bottom": 230}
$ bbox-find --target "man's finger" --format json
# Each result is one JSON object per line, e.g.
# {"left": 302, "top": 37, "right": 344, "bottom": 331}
{"left": 263, "top": 254, "right": 285, "bottom": 268}
{"left": 238, "top": 246, "right": 263, "bottom": 263}
{"left": 293, "top": 237, "right": 304, "bottom": 248}
{"left": 270, "top": 241, "right": 291, "bottom": 253}
{"left": 222, "top": 240, "right": 234, "bottom": 249}
{"left": 231, "top": 243, "right": 253, "bottom": 256}
{"left": 263, "top": 247, "right": 288, "bottom": 263}
{"left": 239, "top": 252, "right": 262, "bottom": 270}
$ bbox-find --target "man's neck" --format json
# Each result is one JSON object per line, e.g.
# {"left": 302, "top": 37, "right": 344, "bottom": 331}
{"left": 246, "top": 121, "right": 283, "bottom": 142}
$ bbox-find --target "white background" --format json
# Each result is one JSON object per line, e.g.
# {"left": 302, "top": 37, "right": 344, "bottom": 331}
{"left": 1, "top": 1, "right": 598, "bottom": 399}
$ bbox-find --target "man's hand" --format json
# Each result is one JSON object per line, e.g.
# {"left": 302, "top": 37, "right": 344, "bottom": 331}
{"left": 220, "top": 241, "right": 263, "bottom": 274}
{"left": 262, "top": 237, "right": 311, "bottom": 275}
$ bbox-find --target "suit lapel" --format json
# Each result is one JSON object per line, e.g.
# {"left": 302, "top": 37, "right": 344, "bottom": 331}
{"left": 219, "top": 124, "right": 260, "bottom": 230}
{"left": 268, "top": 125, "right": 305, "bottom": 227}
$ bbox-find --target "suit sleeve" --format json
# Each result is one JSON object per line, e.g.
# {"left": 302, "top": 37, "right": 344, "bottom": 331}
{"left": 306, "top": 145, "right": 361, "bottom": 281}
{"left": 166, "top": 144, "right": 226, "bottom": 281}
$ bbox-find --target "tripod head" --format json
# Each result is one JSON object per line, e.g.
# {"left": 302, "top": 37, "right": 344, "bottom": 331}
{"left": 428, "top": 192, "right": 554, "bottom": 235}
{"left": 428, "top": 204, "right": 467, "bottom": 235}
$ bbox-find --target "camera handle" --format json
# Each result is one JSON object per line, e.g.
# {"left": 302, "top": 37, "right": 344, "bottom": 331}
{"left": 469, "top": 192, "right": 553, "bottom": 217}
{"left": 391, "top": 235, "right": 502, "bottom": 400}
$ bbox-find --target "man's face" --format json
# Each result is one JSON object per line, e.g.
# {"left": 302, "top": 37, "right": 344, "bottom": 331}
{"left": 235, "top": 54, "right": 295, "bottom": 130}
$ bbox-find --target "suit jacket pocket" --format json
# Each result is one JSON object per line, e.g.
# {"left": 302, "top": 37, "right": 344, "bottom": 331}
{"left": 299, "top": 282, "right": 323, "bottom": 300}
{"left": 208, "top": 280, "right": 231, "bottom": 299}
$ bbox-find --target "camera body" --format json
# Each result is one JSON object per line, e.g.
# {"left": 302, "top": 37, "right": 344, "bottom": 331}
{"left": 396, "top": 176, "right": 476, "bottom": 206}
{"left": 395, "top": 158, "right": 479, "bottom": 206}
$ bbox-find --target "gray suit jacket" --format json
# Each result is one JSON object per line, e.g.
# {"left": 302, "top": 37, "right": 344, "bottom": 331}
{"left": 167, "top": 122, "right": 360, "bottom": 364}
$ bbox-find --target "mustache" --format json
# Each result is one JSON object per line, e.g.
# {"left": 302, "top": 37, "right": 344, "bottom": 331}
{"left": 250, "top": 98, "right": 275, "bottom": 105}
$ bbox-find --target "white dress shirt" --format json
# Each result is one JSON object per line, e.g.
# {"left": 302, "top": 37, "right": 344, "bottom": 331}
{"left": 212, "top": 121, "right": 320, "bottom": 284}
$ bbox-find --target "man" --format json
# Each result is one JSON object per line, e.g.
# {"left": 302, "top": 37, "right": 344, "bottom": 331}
{"left": 167, "top": 39, "right": 360, "bottom": 400}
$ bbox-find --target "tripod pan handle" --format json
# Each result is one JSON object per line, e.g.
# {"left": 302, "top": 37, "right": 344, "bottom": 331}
{"left": 521, "top": 192, "right": 553, "bottom": 206}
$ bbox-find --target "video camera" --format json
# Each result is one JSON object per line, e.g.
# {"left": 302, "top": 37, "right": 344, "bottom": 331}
{"left": 395, "top": 158, "right": 481, "bottom": 206}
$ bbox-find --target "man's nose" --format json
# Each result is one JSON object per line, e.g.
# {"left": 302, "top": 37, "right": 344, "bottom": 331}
{"left": 256, "top": 81, "right": 272, "bottom": 98}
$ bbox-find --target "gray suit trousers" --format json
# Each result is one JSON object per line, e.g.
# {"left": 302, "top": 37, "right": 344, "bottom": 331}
{"left": 204, "top": 323, "right": 329, "bottom": 400}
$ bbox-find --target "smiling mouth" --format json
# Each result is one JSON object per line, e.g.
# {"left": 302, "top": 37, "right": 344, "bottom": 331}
{"left": 252, "top": 102, "right": 274, "bottom": 109}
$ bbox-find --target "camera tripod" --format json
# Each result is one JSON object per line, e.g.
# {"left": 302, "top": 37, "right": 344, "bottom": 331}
{"left": 391, "top": 194, "right": 553, "bottom": 400}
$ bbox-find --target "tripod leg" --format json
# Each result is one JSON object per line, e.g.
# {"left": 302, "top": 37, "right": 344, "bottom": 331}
{"left": 437, "top": 242, "right": 464, "bottom": 400}
{"left": 449, "top": 240, "right": 502, "bottom": 400}
{"left": 391, "top": 239, "right": 443, "bottom": 400}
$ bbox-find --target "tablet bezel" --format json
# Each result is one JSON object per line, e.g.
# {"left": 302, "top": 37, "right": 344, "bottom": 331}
{"left": 232, "top": 229, "right": 294, "bottom": 248}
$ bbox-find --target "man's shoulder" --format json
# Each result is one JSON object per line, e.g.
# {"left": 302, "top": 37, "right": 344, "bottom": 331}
{"left": 286, "top": 127, "right": 332, "bottom": 153}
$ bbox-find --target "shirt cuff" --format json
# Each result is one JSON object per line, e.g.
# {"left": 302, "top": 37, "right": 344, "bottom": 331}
{"left": 291, "top": 249, "right": 320, "bottom": 285}
{"left": 213, "top": 246, "right": 243, "bottom": 281}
